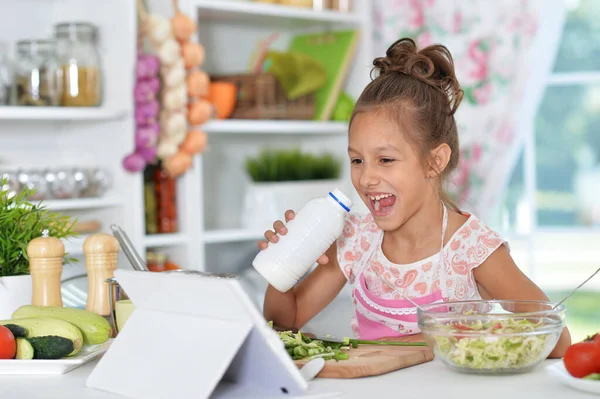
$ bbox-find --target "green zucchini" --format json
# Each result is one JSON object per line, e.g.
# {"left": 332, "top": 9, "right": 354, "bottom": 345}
{"left": 15, "top": 338, "right": 34, "bottom": 360}
{"left": 0, "top": 318, "right": 83, "bottom": 356}
{"left": 12, "top": 305, "right": 112, "bottom": 345}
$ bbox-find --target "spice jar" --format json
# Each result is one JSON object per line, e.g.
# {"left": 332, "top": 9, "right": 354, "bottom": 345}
{"left": 144, "top": 166, "right": 158, "bottom": 234}
{"left": 0, "top": 42, "right": 11, "bottom": 105}
{"left": 146, "top": 251, "right": 167, "bottom": 272}
{"left": 54, "top": 22, "right": 102, "bottom": 107}
{"left": 330, "top": 0, "right": 351, "bottom": 11}
{"left": 154, "top": 166, "right": 178, "bottom": 233}
{"left": 14, "top": 40, "right": 62, "bottom": 106}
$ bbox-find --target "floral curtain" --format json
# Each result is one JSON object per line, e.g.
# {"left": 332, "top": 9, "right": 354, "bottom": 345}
{"left": 372, "top": 0, "right": 556, "bottom": 219}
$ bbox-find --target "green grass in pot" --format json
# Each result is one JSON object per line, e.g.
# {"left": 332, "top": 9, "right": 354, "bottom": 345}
{"left": 246, "top": 149, "right": 341, "bottom": 182}
{"left": 0, "top": 177, "right": 78, "bottom": 277}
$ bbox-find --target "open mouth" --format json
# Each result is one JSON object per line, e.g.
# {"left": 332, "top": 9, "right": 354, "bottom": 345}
{"left": 367, "top": 193, "right": 396, "bottom": 216}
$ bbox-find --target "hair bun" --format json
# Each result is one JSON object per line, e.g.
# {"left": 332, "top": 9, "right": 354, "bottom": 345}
{"left": 373, "top": 38, "right": 420, "bottom": 75}
{"left": 373, "top": 38, "right": 464, "bottom": 115}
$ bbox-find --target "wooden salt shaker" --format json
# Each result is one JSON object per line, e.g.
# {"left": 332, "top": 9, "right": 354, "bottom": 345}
{"left": 27, "top": 230, "right": 65, "bottom": 307}
{"left": 84, "top": 233, "right": 120, "bottom": 316}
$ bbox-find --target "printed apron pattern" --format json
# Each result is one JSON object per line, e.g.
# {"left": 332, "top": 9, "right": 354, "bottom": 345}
{"left": 351, "top": 203, "right": 449, "bottom": 340}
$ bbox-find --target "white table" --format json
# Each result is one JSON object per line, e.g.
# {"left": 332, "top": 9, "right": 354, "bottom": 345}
{"left": 0, "top": 358, "right": 596, "bottom": 399}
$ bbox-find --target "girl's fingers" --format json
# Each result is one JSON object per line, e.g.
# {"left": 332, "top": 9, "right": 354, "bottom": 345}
{"left": 284, "top": 209, "right": 295, "bottom": 223}
{"left": 273, "top": 220, "right": 286, "bottom": 235}
{"left": 317, "top": 254, "right": 329, "bottom": 265}
{"left": 264, "top": 229, "right": 278, "bottom": 243}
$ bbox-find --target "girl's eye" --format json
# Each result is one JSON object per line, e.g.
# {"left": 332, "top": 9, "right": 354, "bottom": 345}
{"left": 380, "top": 158, "right": 394, "bottom": 164}
{"left": 351, "top": 158, "right": 363, "bottom": 164}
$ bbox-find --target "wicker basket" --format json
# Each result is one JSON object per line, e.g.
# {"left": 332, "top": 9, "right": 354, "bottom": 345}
{"left": 211, "top": 73, "right": 315, "bottom": 120}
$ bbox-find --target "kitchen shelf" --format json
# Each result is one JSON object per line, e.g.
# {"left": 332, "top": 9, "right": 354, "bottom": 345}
{"left": 193, "top": 0, "right": 360, "bottom": 27}
{"left": 202, "top": 120, "right": 348, "bottom": 135}
{"left": 203, "top": 228, "right": 265, "bottom": 244}
{"left": 41, "top": 196, "right": 123, "bottom": 211}
{"left": 143, "top": 233, "right": 191, "bottom": 247}
{"left": 0, "top": 106, "right": 127, "bottom": 121}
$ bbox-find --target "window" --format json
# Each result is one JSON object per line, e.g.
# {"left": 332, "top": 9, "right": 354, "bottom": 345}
{"left": 493, "top": 0, "right": 600, "bottom": 342}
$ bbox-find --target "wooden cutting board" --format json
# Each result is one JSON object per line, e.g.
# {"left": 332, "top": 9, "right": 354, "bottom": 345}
{"left": 293, "top": 345, "right": 434, "bottom": 379}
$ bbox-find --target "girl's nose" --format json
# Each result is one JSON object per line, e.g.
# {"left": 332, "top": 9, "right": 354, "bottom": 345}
{"left": 359, "top": 164, "right": 380, "bottom": 188}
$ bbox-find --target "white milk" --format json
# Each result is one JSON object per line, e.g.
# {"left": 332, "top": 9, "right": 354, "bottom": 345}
{"left": 252, "top": 188, "right": 353, "bottom": 292}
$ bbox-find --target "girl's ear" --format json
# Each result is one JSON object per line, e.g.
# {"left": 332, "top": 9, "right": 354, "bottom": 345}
{"left": 427, "top": 143, "right": 452, "bottom": 178}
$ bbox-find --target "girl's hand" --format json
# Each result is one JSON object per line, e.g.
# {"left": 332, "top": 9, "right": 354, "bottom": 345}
{"left": 257, "top": 209, "right": 330, "bottom": 265}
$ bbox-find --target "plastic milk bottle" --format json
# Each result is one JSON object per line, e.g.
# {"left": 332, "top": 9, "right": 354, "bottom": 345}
{"left": 252, "top": 188, "right": 353, "bottom": 292}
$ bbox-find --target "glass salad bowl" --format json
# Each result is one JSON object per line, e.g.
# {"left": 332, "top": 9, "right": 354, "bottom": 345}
{"left": 417, "top": 300, "right": 565, "bottom": 374}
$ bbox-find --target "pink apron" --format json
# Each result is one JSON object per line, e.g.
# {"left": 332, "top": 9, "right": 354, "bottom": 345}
{"left": 351, "top": 204, "right": 449, "bottom": 340}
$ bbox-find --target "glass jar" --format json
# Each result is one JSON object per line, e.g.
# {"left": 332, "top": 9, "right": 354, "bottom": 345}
{"left": 14, "top": 40, "right": 62, "bottom": 106}
{"left": 330, "top": 0, "right": 351, "bottom": 11}
{"left": 144, "top": 166, "right": 158, "bottom": 234}
{"left": 54, "top": 22, "right": 102, "bottom": 107}
{"left": 146, "top": 251, "right": 167, "bottom": 272}
{"left": 0, "top": 41, "right": 11, "bottom": 105}
{"left": 154, "top": 166, "right": 178, "bottom": 233}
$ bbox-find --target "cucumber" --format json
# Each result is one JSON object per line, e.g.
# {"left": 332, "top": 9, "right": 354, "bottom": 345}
{"left": 28, "top": 336, "right": 73, "bottom": 360}
{"left": 0, "top": 318, "right": 83, "bottom": 356}
{"left": 4, "top": 324, "right": 28, "bottom": 338}
{"left": 12, "top": 305, "right": 112, "bottom": 345}
{"left": 15, "top": 338, "right": 34, "bottom": 360}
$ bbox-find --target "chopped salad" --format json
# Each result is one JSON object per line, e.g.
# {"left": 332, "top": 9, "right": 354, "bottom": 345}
{"left": 431, "top": 318, "right": 552, "bottom": 370}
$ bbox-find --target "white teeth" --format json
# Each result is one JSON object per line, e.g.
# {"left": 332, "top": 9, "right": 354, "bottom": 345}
{"left": 368, "top": 193, "right": 393, "bottom": 201}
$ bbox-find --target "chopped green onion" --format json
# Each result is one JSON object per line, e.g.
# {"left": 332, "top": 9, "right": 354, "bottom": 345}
{"left": 270, "top": 323, "right": 427, "bottom": 362}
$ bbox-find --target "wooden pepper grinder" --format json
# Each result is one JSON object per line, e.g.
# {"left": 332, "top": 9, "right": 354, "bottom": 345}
{"left": 27, "top": 229, "right": 65, "bottom": 307}
{"left": 84, "top": 233, "right": 120, "bottom": 316}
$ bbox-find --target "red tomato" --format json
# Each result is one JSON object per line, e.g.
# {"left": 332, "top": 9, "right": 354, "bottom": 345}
{"left": 564, "top": 341, "right": 600, "bottom": 378}
{"left": 0, "top": 325, "right": 16, "bottom": 359}
{"left": 451, "top": 322, "right": 472, "bottom": 331}
{"left": 586, "top": 333, "right": 600, "bottom": 344}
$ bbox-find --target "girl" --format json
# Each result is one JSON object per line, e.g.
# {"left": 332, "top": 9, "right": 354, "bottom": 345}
{"left": 258, "top": 38, "right": 571, "bottom": 358}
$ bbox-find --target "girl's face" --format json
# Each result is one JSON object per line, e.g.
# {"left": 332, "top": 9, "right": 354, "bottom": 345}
{"left": 348, "top": 110, "right": 435, "bottom": 231}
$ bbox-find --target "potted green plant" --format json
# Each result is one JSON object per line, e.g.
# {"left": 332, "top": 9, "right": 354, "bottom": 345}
{"left": 0, "top": 178, "right": 78, "bottom": 318}
{"left": 242, "top": 148, "right": 346, "bottom": 230}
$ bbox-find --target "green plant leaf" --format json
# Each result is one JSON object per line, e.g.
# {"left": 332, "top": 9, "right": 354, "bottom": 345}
{"left": 245, "top": 148, "right": 342, "bottom": 182}
{"left": 0, "top": 177, "right": 79, "bottom": 277}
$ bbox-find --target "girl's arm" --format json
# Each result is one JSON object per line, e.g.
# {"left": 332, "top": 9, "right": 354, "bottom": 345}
{"left": 262, "top": 242, "right": 347, "bottom": 330}
{"left": 473, "top": 245, "right": 572, "bottom": 358}
{"left": 260, "top": 210, "right": 348, "bottom": 330}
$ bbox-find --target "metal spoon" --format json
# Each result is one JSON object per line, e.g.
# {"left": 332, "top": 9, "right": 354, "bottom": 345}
{"left": 553, "top": 266, "right": 600, "bottom": 309}
{"left": 110, "top": 224, "right": 148, "bottom": 271}
{"left": 376, "top": 258, "right": 599, "bottom": 312}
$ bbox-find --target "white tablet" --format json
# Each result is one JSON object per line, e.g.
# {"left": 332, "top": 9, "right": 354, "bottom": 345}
{"left": 86, "top": 269, "right": 308, "bottom": 399}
